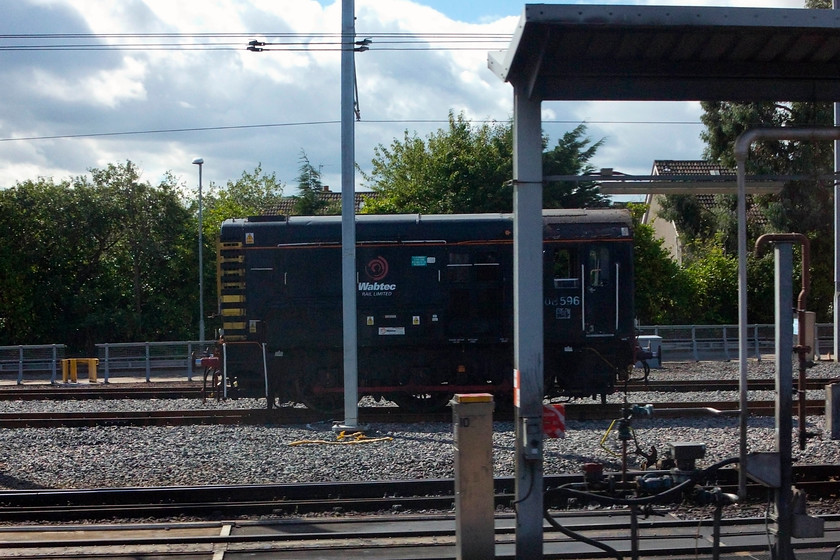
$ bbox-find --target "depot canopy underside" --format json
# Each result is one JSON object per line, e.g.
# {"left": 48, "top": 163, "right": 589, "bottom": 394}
{"left": 488, "top": 4, "right": 840, "bottom": 102}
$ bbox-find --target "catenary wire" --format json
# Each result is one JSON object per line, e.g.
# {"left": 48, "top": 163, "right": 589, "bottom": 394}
{"left": 0, "top": 119, "right": 703, "bottom": 143}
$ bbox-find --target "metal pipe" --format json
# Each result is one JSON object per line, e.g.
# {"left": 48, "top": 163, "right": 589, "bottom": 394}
{"left": 835, "top": 0, "right": 840, "bottom": 364}
{"left": 734, "top": 126, "right": 840, "bottom": 499}
{"left": 756, "top": 233, "right": 811, "bottom": 451}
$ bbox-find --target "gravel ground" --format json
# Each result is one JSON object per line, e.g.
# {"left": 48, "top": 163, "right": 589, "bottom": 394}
{"left": 0, "top": 360, "right": 839, "bottom": 496}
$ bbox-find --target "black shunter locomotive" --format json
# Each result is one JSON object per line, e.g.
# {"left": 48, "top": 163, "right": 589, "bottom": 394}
{"left": 215, "top": 209, "right": 635, "bottom": 412}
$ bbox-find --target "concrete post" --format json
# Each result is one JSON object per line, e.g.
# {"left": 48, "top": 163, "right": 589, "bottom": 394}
{"left": 452, "top": 393, "right": 495, "bottom": 560}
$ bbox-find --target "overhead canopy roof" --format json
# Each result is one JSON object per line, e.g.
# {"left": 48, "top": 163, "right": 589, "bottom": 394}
{"left": 488, "top": 4, "right": 840, "bottom": 102}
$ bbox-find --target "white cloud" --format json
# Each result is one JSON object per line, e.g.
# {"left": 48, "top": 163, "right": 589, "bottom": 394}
{"left": 0, "top": 0, "right": 824, "bottom": 192}
{"left": 33, "top": 57, "right": 148, "bottom": 108}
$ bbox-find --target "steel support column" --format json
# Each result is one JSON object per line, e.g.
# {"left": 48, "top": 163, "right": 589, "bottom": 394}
{"left": 512, "top": 89, "right": 544, "bottom": 560}
{"left": 338, "top": 0, "right": 359, "bottom": 430}
{"left": 773, "top": 242, "right": 795, "bottom": 560}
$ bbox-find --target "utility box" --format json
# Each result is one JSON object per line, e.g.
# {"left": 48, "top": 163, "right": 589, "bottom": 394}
{"left": 797, "top": 311, "right": 816, "bottom": 362}
{"left": 636, "top": 335, "right": 662, "bottom": 369}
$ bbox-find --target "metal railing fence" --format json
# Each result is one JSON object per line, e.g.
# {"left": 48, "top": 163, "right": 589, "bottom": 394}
{"left": 0, "top": 344, "right": 65, "bottom": 384}
{"left": 0, "top": 341, "right": 214, "bottom": 385}
{"left": 1, "top": 324, "right": 837, "bottom": 384}
{"left": 636, "top": 323, "right": 835, "bottom": 362}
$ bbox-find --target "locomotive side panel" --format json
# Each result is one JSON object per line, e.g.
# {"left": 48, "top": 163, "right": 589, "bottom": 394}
{"left": 217, "top": 211, "right": 634, "bottom": 411}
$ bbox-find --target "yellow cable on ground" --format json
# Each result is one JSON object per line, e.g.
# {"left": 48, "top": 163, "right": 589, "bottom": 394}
{"left": 288, "top": 431, "right": 394, "bottom": 446}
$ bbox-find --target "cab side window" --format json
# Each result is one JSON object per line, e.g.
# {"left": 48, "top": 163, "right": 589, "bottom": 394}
{"left": 588, "top": 247, "right": 610, "bottom": 287}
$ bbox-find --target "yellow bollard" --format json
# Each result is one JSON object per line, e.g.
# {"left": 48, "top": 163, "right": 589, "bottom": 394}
{"left": 61, "top": 359, "right": 77, "bottom": 382}
{"left": 61, "top": 358, "right": 98, "bottom": 383}
{"left": 84, "top": 358, "right": 99, "bottom": 383}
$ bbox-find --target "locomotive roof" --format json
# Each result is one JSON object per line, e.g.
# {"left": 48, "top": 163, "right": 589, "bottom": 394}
{"left": 220, "top": 209, "right": 632, "bottom": 245}
{"left": 226, "top": 208, "right": 631, "bottom": 227}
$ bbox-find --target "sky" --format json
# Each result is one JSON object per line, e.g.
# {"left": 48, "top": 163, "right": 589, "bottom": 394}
{"left": 0, "top": 0, "right": 810, "bottom": 199}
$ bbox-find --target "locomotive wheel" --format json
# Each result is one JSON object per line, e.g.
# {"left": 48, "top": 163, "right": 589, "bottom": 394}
{"left": 389, "top": 391, "right": 452, "bottom": 413}
{"left": 297, "top": 385, "right": 344, "bottom": 414}
{"left": 296, "top": 368, "right": 344, "bottom": 415}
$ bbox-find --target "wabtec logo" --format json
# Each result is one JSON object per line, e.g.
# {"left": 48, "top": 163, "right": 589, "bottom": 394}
{"left": 358, "top": 281, "right": 396, "bottom": 291}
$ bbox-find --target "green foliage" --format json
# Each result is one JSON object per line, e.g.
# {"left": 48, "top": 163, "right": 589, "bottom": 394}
{"left": 202, "top": 163, "right": 285, "bottom": 234}
{"left": 0, "top": 162, "right": 195, "bottom": 351}
{"left": 692, "top": 97, "right": 834, "bottom": 319}
{"left": 0, "top": 161, "right": 286, "bottom": 351}
{"left": 626, "top": 204, "right": 694, "bottom": 324}
{"left": 682, "top": 241, "right": 739, "bottom": 324}
{"left": 201, "top": 164, "right": 285, "bottom": 334}
{"left": 543, "top": 124, "right": 609, "bottom": 208}
{"left": 360, "top": 111, "right": 606, "bottom": 214}
{"left": 291, "top": 150, "right": 329, "bottom": 215}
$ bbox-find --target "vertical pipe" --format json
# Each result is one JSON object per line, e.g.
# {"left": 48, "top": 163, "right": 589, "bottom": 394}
{"left": 104, "top": 344, "right": 111, "bottom": 384}
{"left": 339, "top": 0, "right": 359, "bottom": 430}
{"left": 691, "top": 325, "right": 698, "bottom": 362}
{"left": 198, "top": 163, "right": 205, "bottom": 345}
{"left": 835, "top": 0, "right": 840, "bottom": 362}
{"left": 17, "top": 346, "right": 23, "bottom": 385}
{"left": 723, "top": 326, "right": 730, "bottom": 361}
{"left": 223, "top": 343, "right": 228, "bottom": 400}
{"left": 50, "top": 344, "right": 57, "bottom": 384}
{"left": 187, "top": 342, "right": 193, "bottom": 382}
{"left": 262, "top": 343, "right": 269, "bottom": 399}
{"left": 736, "top": 143, "right": 749, "bottom": 500}
{"left": 145, "top": 343, "right": 151, "bottom": 383}
{"left": 615, "top": 263, "right": 620, "bottom": 331}
{"left": 734, "top": 126, "right": 840, "bottom": 502}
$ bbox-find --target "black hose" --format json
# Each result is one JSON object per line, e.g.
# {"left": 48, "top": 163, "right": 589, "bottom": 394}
{"left": 544, "top": 508, "right": 624, "bottom": 560}
{"left": 542, "top": 458, "right": 740, "bottom": 560}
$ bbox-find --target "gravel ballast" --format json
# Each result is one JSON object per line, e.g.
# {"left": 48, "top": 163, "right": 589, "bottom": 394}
{"left": 1, "top": 360, "right": 839, "bottom": 491}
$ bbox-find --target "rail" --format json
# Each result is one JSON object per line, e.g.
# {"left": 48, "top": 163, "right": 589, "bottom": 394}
{"left": 1, "top": 324, "right": 837, "bottom": 385}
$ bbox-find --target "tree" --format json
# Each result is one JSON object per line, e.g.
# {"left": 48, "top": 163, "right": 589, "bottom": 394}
{"left": 0, "top": 162, "right": 196, "bottom": 351}
{"left": 201, "top": 164, "right": 285, "bottom": 334}
{"left": 360, "top": 111, "right": 606, "bottom": 214}
{"left": 202, "top": 164, "right": 285, "bottom": 234}
{"left": 654, "top": 0, "right": 834, "bottom": 321}
{"left": 543, "top": 124, "right": 609, "bottom": 208}
{"left": 291, "top": 150, "right": 331, "bottom": 215}
{"left": 626, "top": 204, "right": 695, "bottom": 324}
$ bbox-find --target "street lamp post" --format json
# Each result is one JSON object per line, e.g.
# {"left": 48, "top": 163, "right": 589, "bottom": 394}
{"left": 192, "top": 157, "right": 205, "bottom": 345}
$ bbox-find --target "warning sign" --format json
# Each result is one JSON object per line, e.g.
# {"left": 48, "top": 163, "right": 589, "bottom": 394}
{"left": 513, "top": 369, "right": 520, "bottom": 408}
{"left": 542, "top": 404, "right": 566, "bottom": 438}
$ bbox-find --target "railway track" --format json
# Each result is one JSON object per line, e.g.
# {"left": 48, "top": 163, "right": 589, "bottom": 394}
{"left": 0, "top": 377, "right": 832, "bottom": 401}
{"left": 6, "top": 511, "right": 840, "bottom": 560}
{"left": 0, "top": 384, "right": 202, "bottom": 400}
{"left": 0, "top": 399, "right": 826, "bottom": 428}
{"left": 1, "top": 465, "right": 837, "bottom": 522}
{"left": 625, "top": 378, "right": 834, "bottom": 392}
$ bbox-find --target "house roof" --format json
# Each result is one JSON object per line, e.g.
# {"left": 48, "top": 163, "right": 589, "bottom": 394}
{"left": 651, "top": 160, "right": 768, "bottom": 226}
{"left": 262, "top": 190, "right": 378, "bottom": 216}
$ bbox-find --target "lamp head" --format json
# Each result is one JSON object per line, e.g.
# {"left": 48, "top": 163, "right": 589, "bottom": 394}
{"left": 192, "top": 157, "right": 204, "bottom": 165}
